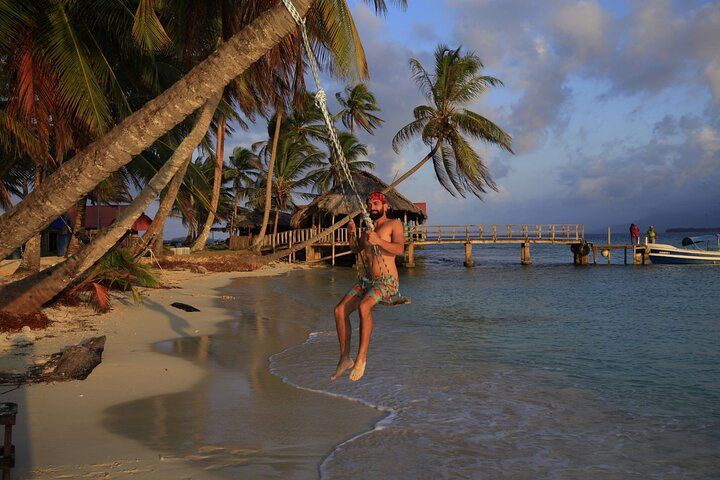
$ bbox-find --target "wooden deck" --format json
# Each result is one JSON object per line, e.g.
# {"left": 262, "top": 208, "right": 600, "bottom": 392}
{"left": 240, "top": 224, "right": 651, "bottom": 266}
{"left": 246, "top": 224, "right": 590, "bottom": 266}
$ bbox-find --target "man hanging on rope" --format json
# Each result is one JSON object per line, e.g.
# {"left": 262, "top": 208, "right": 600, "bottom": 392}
{"left": 331, "top": 192, "right": 405, "bottom": 381}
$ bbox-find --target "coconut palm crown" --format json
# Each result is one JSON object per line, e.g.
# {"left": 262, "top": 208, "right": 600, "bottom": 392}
{"left": 392, "top": 44, "right": 513, "bottom": 198}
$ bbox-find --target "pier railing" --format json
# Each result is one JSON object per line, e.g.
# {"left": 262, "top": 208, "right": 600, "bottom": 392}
{"left": 407, "top": 224, "right": 584, "bottom": 243}
{"left": 231, "top": 224, "right": 584, "bottom": 251}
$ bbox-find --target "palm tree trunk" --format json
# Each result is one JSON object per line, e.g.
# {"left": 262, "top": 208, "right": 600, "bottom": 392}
{"left": 16, "top": 165, "right": 43, "bottom": 273}
{"left": 386, "top": 141, "right": 440, "bottom": 191}
{"left": 253, "top": 112, "right": 282, "bottom": 251}
{"left": 0, "top": 93, "right": 222, "bottom": 313}
{"left": 130, "top": 154, "right": 192, "bottom": 258}
{"left": 229, "top": 191, "right": 240, "bottom": 247}
{"left": 0, "top": 0, "right": 316, "bottom": 260}
{"left": 192, "top": 115, "right": 226, "bottom": 251}
{"left": 66, "top": 197, "right": 88, "bottom": 256}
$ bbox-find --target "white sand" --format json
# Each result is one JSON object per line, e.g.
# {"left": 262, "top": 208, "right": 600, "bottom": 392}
{"left": 0, "top": 261, "right": 379, "bottom": 479}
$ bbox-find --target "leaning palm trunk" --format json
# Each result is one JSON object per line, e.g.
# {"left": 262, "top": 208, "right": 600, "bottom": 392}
{"left": 130, "top": 154, "right": 193, "bottom": 258}
{"left": 192, "top": 116, "right": 226, "bottom": 252}
{"left": 0, "top": 93, "right": 222, "bottom": 313}
{"left": 385, "top": 142, "right": 440, "bottom": 192}
{"left": 253, "top": 113, "right": 282, "bottom": 252}
{"left": 0, "top": 0, "right": 315, "bottom": 261}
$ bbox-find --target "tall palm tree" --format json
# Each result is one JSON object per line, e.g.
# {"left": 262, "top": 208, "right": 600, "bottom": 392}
{"left": 334, "top": 83, "right": 384, "bottom": 135}
{"left": 251, "top": 133, "right": 324, "bottom": 239}
{"left": 252, "top": 92, "right": 325, "bottom": 250}
{"left": 391, "top": 44, "right": 513, "bottom": 197}
{"left": 313, "top": 130, "right": 373, "bottom": 193}
{"left": 224, "top": 146, "right": 261, "bottom": 237}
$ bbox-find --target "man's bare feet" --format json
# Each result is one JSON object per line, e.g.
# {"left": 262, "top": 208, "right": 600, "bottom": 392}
{"left": 330, "top": 357, "right": 354, "bottom": 380}
{"left": 349, "top": 359, "right": 366, "bottom": 381}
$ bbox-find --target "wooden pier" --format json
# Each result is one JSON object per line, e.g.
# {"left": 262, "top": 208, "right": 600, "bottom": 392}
{"left": 403, "top": 224, "right": 585, "bottom": 266}
{"left": 236, "top": 224, "right": 651, "bottom": 266}
{"left": 588, "top": 243, "right": 650, "bottom": 265}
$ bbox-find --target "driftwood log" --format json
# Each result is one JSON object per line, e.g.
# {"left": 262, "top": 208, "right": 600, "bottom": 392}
{"left": 0, "top": 336, "right": 106, "bottom": 385}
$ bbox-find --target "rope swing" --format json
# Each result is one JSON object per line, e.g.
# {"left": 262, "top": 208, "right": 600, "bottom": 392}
{"left": 281, "top": 0, "right": 410, "bottom": 306}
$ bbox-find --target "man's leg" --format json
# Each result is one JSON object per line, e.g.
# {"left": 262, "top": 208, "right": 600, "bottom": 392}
{"left": 331, "top": 295, "right": 360, "bottom": 380}
{"left": 350, "top": 296, "right": 378, "bottom": 381}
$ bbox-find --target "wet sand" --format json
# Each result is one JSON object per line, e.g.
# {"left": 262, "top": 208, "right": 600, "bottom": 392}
{"left": 1, "top": 264, "right": 383, "bottom": 479}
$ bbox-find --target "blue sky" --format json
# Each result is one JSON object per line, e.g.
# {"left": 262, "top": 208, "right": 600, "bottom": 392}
{"left": 177, "top": 0, "right": 720, "bottom": 239}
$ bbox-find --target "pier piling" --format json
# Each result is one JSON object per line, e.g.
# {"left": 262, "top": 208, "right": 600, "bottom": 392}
{"left": 464, "top": 243, "right": 474, "bottom": 267}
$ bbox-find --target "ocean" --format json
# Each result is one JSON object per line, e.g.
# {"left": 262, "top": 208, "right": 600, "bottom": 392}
{"left": 269, "top": 232, "right": 720, "bottom": 479}
{"left": 119, "top": 232, "right": 719, "bottom": 479}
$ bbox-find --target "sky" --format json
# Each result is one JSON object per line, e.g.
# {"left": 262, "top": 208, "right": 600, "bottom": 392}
{"left": 184, "top": 0, "right": 720, "bottom": 238}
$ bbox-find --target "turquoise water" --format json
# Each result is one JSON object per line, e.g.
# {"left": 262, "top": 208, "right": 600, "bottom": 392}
{"left": 269, "top": 233, "right": 720, "bottom": 479}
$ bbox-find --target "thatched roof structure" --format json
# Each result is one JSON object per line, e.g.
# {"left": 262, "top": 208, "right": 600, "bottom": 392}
{"left": 233, "top": 210, "right": 292, "bottom": 229}
{"left": 212, "top": 209, "right": 292, "bottom": 232}
{"left": 291, "top": 171, "right": 427, "bottom": 228}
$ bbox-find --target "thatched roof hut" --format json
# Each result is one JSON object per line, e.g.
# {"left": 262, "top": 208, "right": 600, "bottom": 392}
{"left": 291, "top": 171, "right": 427, "bottom": 228}
{"left": 232, "top": 210, "right": 292, "bottom": 230}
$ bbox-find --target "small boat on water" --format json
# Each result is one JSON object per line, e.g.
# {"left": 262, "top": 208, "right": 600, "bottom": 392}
{"left": 648, "top": 235, "right": 720, "bottom": 264}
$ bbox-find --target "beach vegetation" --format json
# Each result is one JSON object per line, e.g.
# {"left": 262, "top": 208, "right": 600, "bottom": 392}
{"left": 63, "top": 248, "right": 160, "bottom": 312}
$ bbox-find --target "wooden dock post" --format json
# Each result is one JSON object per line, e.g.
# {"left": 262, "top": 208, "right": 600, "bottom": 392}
{"left": 404, "top": 241, "right": 416, "bottom": 268}
{"left": 463, "top": 242, "right": 474, "bottom": 267}
{"left": 521, "top": 242, "right": 532, "bottom": 265}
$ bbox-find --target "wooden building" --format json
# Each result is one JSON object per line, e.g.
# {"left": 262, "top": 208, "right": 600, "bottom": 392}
{"left": 291, "top": 171, "right": 427, "bottom": 230}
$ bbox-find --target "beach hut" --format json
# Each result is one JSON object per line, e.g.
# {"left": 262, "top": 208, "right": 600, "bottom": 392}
{"left": 42, "top": 205, "right": 153, "bottom": 256}
{"left": 291, "top": 171, "right": 427, "bottom": 230}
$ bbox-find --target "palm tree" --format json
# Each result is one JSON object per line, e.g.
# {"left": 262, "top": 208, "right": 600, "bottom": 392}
{"left": 334, "top": 83, "right": 384, "bottom": 135}
{"left": 391, "top": 44, "right": 513, "bottom": 197}
{"left": 224, "top": 147, "right": 261, "bottom": 238}
{"left": 251, "top": 133, "right": 324, "bottom": 240}
{"left": 313, "top": 130, "right": 373, "bottom": 193}
{"left": 252, "top": 93, "right": 325, "bottom": 250}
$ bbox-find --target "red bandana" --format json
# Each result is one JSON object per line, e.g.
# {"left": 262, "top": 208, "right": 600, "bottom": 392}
{"left": 367, "top": 192, "right": 387, "bottom": 204}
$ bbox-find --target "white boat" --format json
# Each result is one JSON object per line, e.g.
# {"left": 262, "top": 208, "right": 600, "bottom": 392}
{"left": 648, "top": 235, "right": 720, "bottom": 264}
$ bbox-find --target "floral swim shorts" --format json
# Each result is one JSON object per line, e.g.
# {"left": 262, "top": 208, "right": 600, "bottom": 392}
{"left": 347, "top": 274, "right": 399, "bottom": 303}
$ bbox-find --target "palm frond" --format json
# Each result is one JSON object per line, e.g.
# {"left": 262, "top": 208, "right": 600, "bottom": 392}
{"left": 392, "top": 118, "right": 428, "bottom": 152}
{"left": 132, "top": 0, "right": 172, "bottom": 52}
{"left": 42, "top": 2, "right": 112, "bottom": 136}
{"left": 454, "top": 110, "right": 513, "bottom": 152}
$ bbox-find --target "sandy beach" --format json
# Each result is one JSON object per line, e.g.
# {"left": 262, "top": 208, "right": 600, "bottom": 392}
{"left": 0, "top": 262, "right": 383, "bottom": 479}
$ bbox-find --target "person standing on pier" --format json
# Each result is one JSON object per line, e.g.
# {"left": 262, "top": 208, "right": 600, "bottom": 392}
{"left": 331, "top": 192, "right": 405, "bottom": 382}
{"left": 646, "top": 225, "right": 657, "bottom": 244}
{"left": 630, "top": 223, "right": 640, "bottom": 245}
